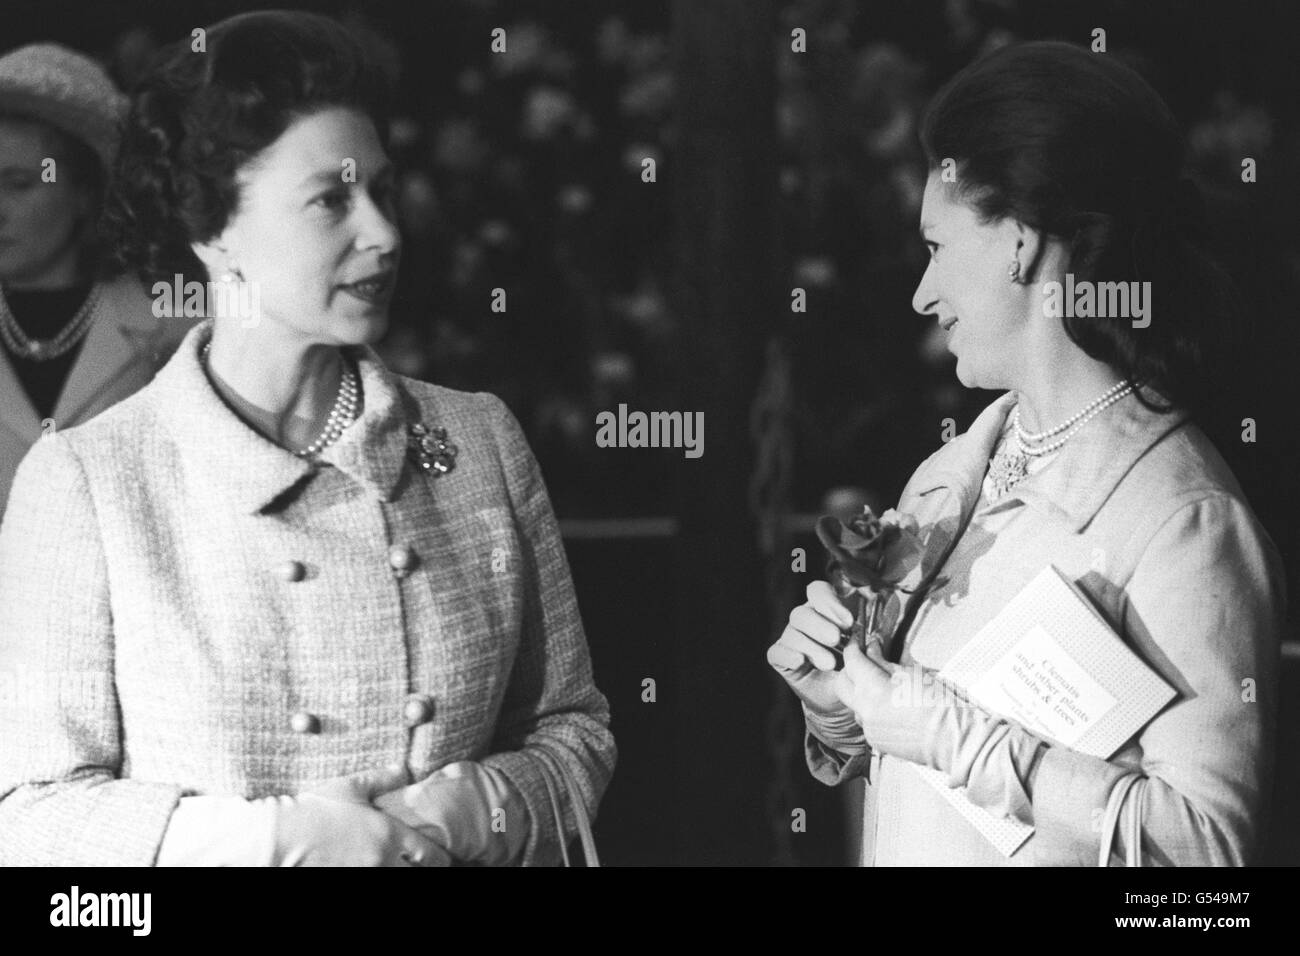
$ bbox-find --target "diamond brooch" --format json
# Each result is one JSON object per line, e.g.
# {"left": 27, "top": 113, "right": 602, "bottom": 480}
{"left": 407, "top": 423, "right": 458, "bottom": 477}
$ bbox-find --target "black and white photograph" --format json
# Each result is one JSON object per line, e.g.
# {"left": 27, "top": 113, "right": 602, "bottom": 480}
{"left": 0, "top": 0, "right": 1296, "bottom": 920}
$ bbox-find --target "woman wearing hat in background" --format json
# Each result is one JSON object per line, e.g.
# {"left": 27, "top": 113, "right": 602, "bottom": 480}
{"left": 0, "top": 10, "right": 613, "bottom": 867}
{"left": 0, "top": 43, "right": 195, "bottom": 518}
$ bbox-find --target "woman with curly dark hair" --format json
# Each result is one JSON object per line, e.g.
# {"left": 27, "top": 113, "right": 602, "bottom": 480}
{"left": 769, "top": 41, "right": 1283, "bottom": 866}
{"left": 0, "top": 10, "right": 614, "bottom": 866}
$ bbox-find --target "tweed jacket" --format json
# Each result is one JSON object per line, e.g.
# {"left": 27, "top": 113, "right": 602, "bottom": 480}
{"left": 0, "top": 319, "right": 615, "bottom": 866}
{"left": 806, "top": 389, "right": 1285, "bottom": 866}
{"left": 0, "top": 274, "right": 196, "bottom": 519}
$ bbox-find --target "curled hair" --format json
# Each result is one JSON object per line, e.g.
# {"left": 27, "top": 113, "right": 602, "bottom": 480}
{"left": 100, "top": 10, "right": 394, "bottom": 284}
{"left": 919, "top": 41, "right": 1240, "bottom": 421}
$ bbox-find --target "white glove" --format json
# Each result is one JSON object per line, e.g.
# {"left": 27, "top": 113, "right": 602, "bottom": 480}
{"left": 374, "top": 761, "right": 529, "bottom": 866}
{"left": 157, "top": 765, "right": 450, "bottom": 867}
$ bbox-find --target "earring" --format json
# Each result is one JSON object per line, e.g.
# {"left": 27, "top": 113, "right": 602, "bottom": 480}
{"left": 1007, "top": 259, "right": 1022, "bottom": 283}
{"left": 218, "top": 262, "right": 243, "bottom": 283}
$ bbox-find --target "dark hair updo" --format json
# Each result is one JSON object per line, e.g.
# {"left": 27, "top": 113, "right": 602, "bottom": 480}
{"left": 101, "top": 9, "right": 394, "bottom": 284}
{"left": 919, "top": 40, "right": 1239, "bottom": 421}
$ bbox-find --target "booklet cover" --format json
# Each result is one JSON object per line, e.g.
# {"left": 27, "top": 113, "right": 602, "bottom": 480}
{"left": 907, "top": 564, "right": 1177, "bottom": 857}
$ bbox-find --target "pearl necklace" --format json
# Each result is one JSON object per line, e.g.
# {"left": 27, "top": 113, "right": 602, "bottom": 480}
{"left": 987, "top": 381, "right": 1135, "bottom": 498}
{"left": 0, "top": 282, "right": 103, "bottom": 361}
{"left": 1014, "top": 379, "right": 1133, "bottom": 444}
{"left": 202, "top": 341, "right": 359, "bottom": 459}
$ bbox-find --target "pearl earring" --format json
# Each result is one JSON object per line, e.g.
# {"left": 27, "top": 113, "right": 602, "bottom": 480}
{"left": 218, "top": 263, "right": 243, "bottom": 283}
{"left": 1008, "top": 259, "right": 1022, "bottom": 283}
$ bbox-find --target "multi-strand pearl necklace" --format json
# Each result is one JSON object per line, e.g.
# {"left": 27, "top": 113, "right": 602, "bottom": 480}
{"left": 0, "top": 282, "right": 103, "bottom": 361}
{"left": 987, "top": 380, "right": 1135, "bottom": 498}
{"left": 202, "top": 340, "right": 359, "bottom": 459}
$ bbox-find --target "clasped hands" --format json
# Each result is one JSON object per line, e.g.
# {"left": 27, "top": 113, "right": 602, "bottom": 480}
{"left": 278, "top": 762, "right": 451, "bottom": 867}
{"left": 276, "top": 759, "right": 523, "bottom": 867}
{"left": 159, "top": 759, "right": 524, "bottom": 867}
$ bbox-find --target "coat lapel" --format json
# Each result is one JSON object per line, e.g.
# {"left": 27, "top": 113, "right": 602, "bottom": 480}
{"left": 904, "top": 388, "right": 1192, "bottom": 533}
{"left": 52, "top": 277, "right": 172, "bottom": 427}
{"left": 318, "top": 347, "right": 415, "bottom": 503}
{"left": 885, "top": 386, "right": 1193, "bottom": 659}
{"left": 1, "top": 276, "right": 163, "bottom": 442}
{"left": 906, "top": 392, "right": 1017, "bottom": 502}
{"left": 884, "top": 393, "right": 1014, "bottom": 660}
{"left": 0, "top": 343, "right": 41, "bottom": 441}
{"left": 151, "top": 320, "right": 414, "bottom": 515}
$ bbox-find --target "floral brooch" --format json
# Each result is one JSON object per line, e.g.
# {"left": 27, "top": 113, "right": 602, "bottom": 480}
{"left": 407, "top": 422, "right": 458, "bottom": 477}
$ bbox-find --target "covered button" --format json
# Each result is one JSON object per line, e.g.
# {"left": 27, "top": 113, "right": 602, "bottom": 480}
{"left": 402, "top": 693, "right": 435, "bottom": 728}
{"left": 275, "top": 560, "right": 307, "bottom": 582}
{"left": 388, "top": 545, "right": 418, "bottom": 574}
{"left": 289, "top": 711, "right": 321, "bottom": 734}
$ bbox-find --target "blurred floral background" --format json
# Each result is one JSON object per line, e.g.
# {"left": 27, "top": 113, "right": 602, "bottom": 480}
{"left": 14, "top": 0, "right": 1296, "bottom": 525}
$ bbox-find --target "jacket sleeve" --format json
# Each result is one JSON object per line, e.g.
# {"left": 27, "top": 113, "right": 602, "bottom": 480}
{"left": 874, "top": 493, "right": 1283, "bottom": 865}
{"left": 803, "top": 703, "right": 873, "bottom": 786}
{"left": 1030, "top": 494, "right": 1283, "bottom": 865}
{"left": 0, "top": 434, "right": 183, "bottom": 865}
{"left": 474, "top": 394, "right": 617, "bottom": 865}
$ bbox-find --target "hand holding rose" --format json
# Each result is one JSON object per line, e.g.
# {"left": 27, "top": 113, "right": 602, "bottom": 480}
{"left": 768, "top": 581, "right": 945, "bottom": 766}
{"left": 767, "top": 580, "right": 857, "bottom": 715}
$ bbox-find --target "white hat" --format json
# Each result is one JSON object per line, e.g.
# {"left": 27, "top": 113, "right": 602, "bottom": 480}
{"left": 0, "top": 43, "right": 128, "bottom": 173}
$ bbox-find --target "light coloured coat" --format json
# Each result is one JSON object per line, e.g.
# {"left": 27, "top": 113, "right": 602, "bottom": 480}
{"left": 807, "top": 390, "right": 1284, "bottom": 866}
{"left": 0, "top": 275, "right": 195, "bottom": 518}
{"left": 0, "top": 319, "right": 615, "bottom": 865}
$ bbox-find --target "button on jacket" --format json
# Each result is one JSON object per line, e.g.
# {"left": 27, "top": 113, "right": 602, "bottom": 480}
{"left": 806, "top": 390, "right": 1285, "bottom": 866}
{"left": 0, "top": 319, "right": 615, "bottom": 866}
{"left": 0, "top": 275, "right": 197, "bottom": 518}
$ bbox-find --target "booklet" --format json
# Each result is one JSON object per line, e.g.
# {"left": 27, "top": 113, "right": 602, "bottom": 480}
{"left": 906, "top": 564, "right": 1177, "bottom": 857}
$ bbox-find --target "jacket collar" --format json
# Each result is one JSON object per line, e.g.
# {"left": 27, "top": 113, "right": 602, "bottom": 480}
{"left": 913, "top": 386, "right": 1190, "bottom": 533}
{"left": 0, "top": 275, "right": 167, "bottom": 441}
{"left": 151, "top": 320, "right": 414, "bottom": 514}
{"left": 55, "top": 277, "right": 178, "bottom": 424}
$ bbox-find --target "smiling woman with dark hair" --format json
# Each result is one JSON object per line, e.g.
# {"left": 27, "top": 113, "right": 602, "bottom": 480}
{"left": 769, "top": 41, "right": 1283, "bottom": 866}
{"left": 0, "top": 10, "right": 614, "bottom": 866}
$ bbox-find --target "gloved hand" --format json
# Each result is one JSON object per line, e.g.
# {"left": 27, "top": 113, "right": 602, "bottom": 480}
{"left": 283, "top": 763, "right": 451, "bottom": 867}
{"left": 156, "top": 764, "right": 450, "bottom": 867}
{"left": 768, "top": 581, "right": 860, "bottom": 717}
{"left": 374, "top": 761, "right": 528, "bottom": 866}
{"left": 831, "top": 638, "right": 1045, "bottom": 825}
{"left": 831, "top": 637, "right": 932, "bottom": 762}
